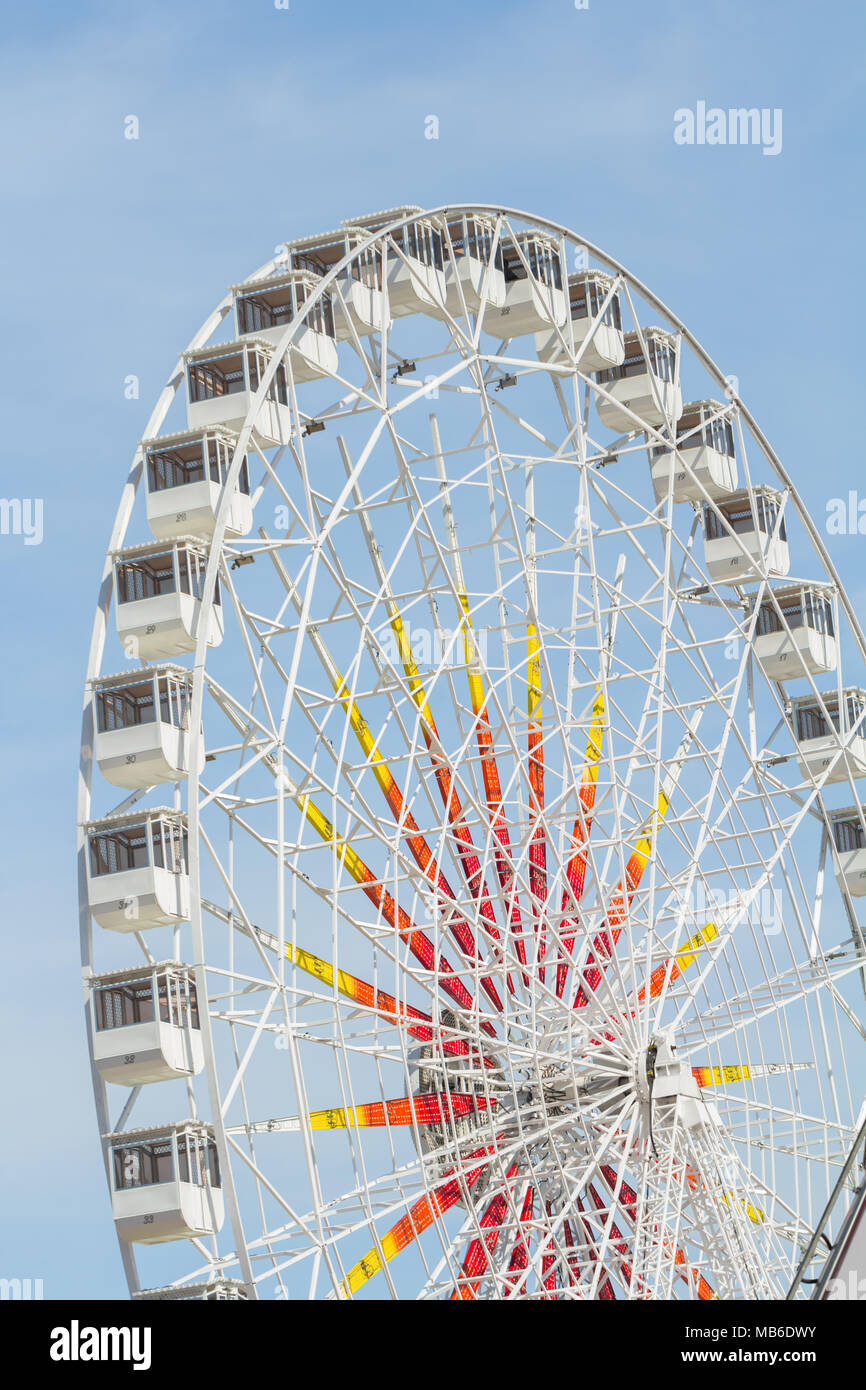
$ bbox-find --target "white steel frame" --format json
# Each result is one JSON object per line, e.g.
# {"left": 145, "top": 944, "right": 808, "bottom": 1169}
{"left": 78, "top": 205, "right": 866, "bottom": 1301}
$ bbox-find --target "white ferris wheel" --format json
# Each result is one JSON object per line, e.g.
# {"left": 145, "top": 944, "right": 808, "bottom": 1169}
{"left": 77, "top": 204, "right": 866, "bottom": 1302}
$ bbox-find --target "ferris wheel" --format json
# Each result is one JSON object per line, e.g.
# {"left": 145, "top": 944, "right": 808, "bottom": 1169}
{"left": 77, "top": 203, "right": 866, "bottom": 1301}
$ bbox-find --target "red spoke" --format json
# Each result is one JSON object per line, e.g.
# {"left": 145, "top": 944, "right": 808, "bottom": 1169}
{"left": 450, "top": 1163, "right": 520, "bottom": 1300}
{"left": 406, "top": 668, "right": 516, "bottom": 996}
{"left": 336, "top": 687, "right": 504, "bottom": 1013}
{"left": 504, "top": 1184, "right": 535, "bottom": 1296}
{"left": 574, "top": 1193, "right": 617, "bottom": 1300}
{"left": 587, "top": 1182, "right": 639, "bottom": 1292}
{"left": 541, "top": 1200, "right": 559, "bottom": 1296}
{"left": 599, "top": 1164, "right": 716, "bottom": 1299}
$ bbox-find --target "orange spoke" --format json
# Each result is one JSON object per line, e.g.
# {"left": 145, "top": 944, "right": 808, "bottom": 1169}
{"left": 556, "top": 686, "right": 605, "bottom": 998}
{"left": 266, "top": 542, "right": 503, "bottom": 1014}
{"left": 527, "top": 618, "right": 548, "bottom": 980}
{"left": 637, "top": 922, "right": 718, "bottom": 1003}
{"left": 288, "top": 777, "right": 495, "bottom": 1035}
{"left": 349, "top": 437, "right": 513, "bottom": 994}
{"left": 434, "top": 423, "right": 530, "bottom": 981}
{"left": 334, "top": 1143, "right": 498, "bottom": 1299}
{"left": 307, "top": 1092, "right": 495, "bottom": 1131}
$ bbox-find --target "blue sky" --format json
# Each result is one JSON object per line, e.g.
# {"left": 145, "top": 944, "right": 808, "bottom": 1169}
{"left": 0, "top": 0, "right": 864, "bottom": 1299}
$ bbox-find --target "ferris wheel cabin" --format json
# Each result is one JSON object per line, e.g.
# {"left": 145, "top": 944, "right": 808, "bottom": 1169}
{"left": 90, "top": 665, "right": 201, "bottom": 790}
{"left": 701, "top": 487, "right": 790, "bottom": 584}
{"left": 90, "top": 963, "right": 203, "bottom": 1085}
{"left": 347, "top": 207, "right": 447, "bottom": 318}
{"left": 184, "top": 339, "right": 291, "bottom": 447}
{"left": 535, "top": 270, "right": 625, "bottom": 372}
{"left": 106, "top": 1122, "right": 224, "bottom": 1244}
{"left": 113, "top": 538, "right": 223, "bottom": 661}
{"left": 829, "top": 808, "right": 866, "bottom": 897}
{"left": 280, "top": 225, "right": 391, "bottom": 339}
{"left": 485, "top": 230, "right": 567, "bottom": 338}
{"left": 442, "top": 214, "right": 507, "bottom": 316}
{"left": 233, "top": 270, "right": 338, "bottom": 382}
{"left": 144, "top": 428, "right": 252, "bottom": 542}
{"left": 749, "top": 584, "right": 838, "bottom": 682}
{"left": 85, "top": 809, "right": 189, "bottom": 932}
{"left": 388, "top": 215, "right": 447, "bottom": 317}
{"left": 650, "top": 399, "right": 738, "bottom": 503}
{"left": 791, "top": 689, "right": 866, "bottom": 785}
{"left": 595, "top": 328, "right": 682, "bottom": 433}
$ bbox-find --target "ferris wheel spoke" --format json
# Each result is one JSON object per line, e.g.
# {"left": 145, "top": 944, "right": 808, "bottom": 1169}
{"left": 573, "top": 780, "right": 674, "bottom": 1012}
{"left": 331, "top": 1142, "right": 500, "bottom": 1300}
{"left": 572, "top": 1198, "right": 618, "bottom": 1300}
{"left": 502, "top": 1183, "right": 535, "bottom": 1296}
{"left": 584, "top": 1182, "right": 643, "bottom": 1296}
{"left": 262, "top": 759, "right": 496, "bottom": 1030}
{"left": 345, "top": 456, "right": 515, "bottom": 988}
{"left": 556, "top": 685, "right": 606, "bottom": 999}
{"left": 431, "top": 440, "right": 532, "bottom": 981}
{"left": 449, "top": 1162, "right": 521, "bottom": 1300}
{"left": 524, "top": 467, "right": 550, "bottom": 984}
{"left": 264, "top": 543, "right": 505, "bottom": 1011}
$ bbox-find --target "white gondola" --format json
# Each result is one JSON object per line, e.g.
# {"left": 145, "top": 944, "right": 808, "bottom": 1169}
{"left": 233, "top": 270, "right": 338, "bottom": 381}
{"left": 388, "top": 218, "right": 447, "bottom": 318}
{"left": 443, "top": 214, "right": 506, "bottom": 317}
{"left": 333, "top": 231, "right": 391, "bottom": 339}
{"left": 144, "top": 428, "right": 252, "bottom": 542}
{"left": 346, "top": 205, "right": 448, "bottom": 318}
{"left": 829, "top": 809, "right": 866, "bottom": 897}
{"left": 702, "top": 486, "right": 790, "bottom": 584}
{"left": 750, "top": 584, "right": 837, "bottom": 681}
{"left": 184, "top": 338, "right": 291, "bottom": 446}
{"left": 113, "top": 538, "right": 223, "bottom": 661}
{"left": 791, "top": 689, "right": 866, "bottom": 785}
{"left": 85, "top": 809, "right": 189, "bottom": 932}
{"left": 90, "top": 963, "right": 203, "bottom": 1085}
{"left": 595, "top": 328, "right": 682, "bottom": 432}
{"left": 106, "top": 1122, "right": 224, "bottom": 1244}
{"left": 90, "top": 665, "right": 201, "bottom": 789}
{"left": 649, "top": 399, "right": 738, "bottom": 503}
{"left": 486, "top": 231, "right": 567, "bottom": 338}
{"left": 279, "top": 226, "right": 391, "bottom": 339}
{"left": 278, "top": 227, "right": 391, "bottom": 339}
{"left": 535, "top": 270, "right": 624, "bottom": 372}
{"left": 133, "top": 1280, "right": 246, "bottom": 1301}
